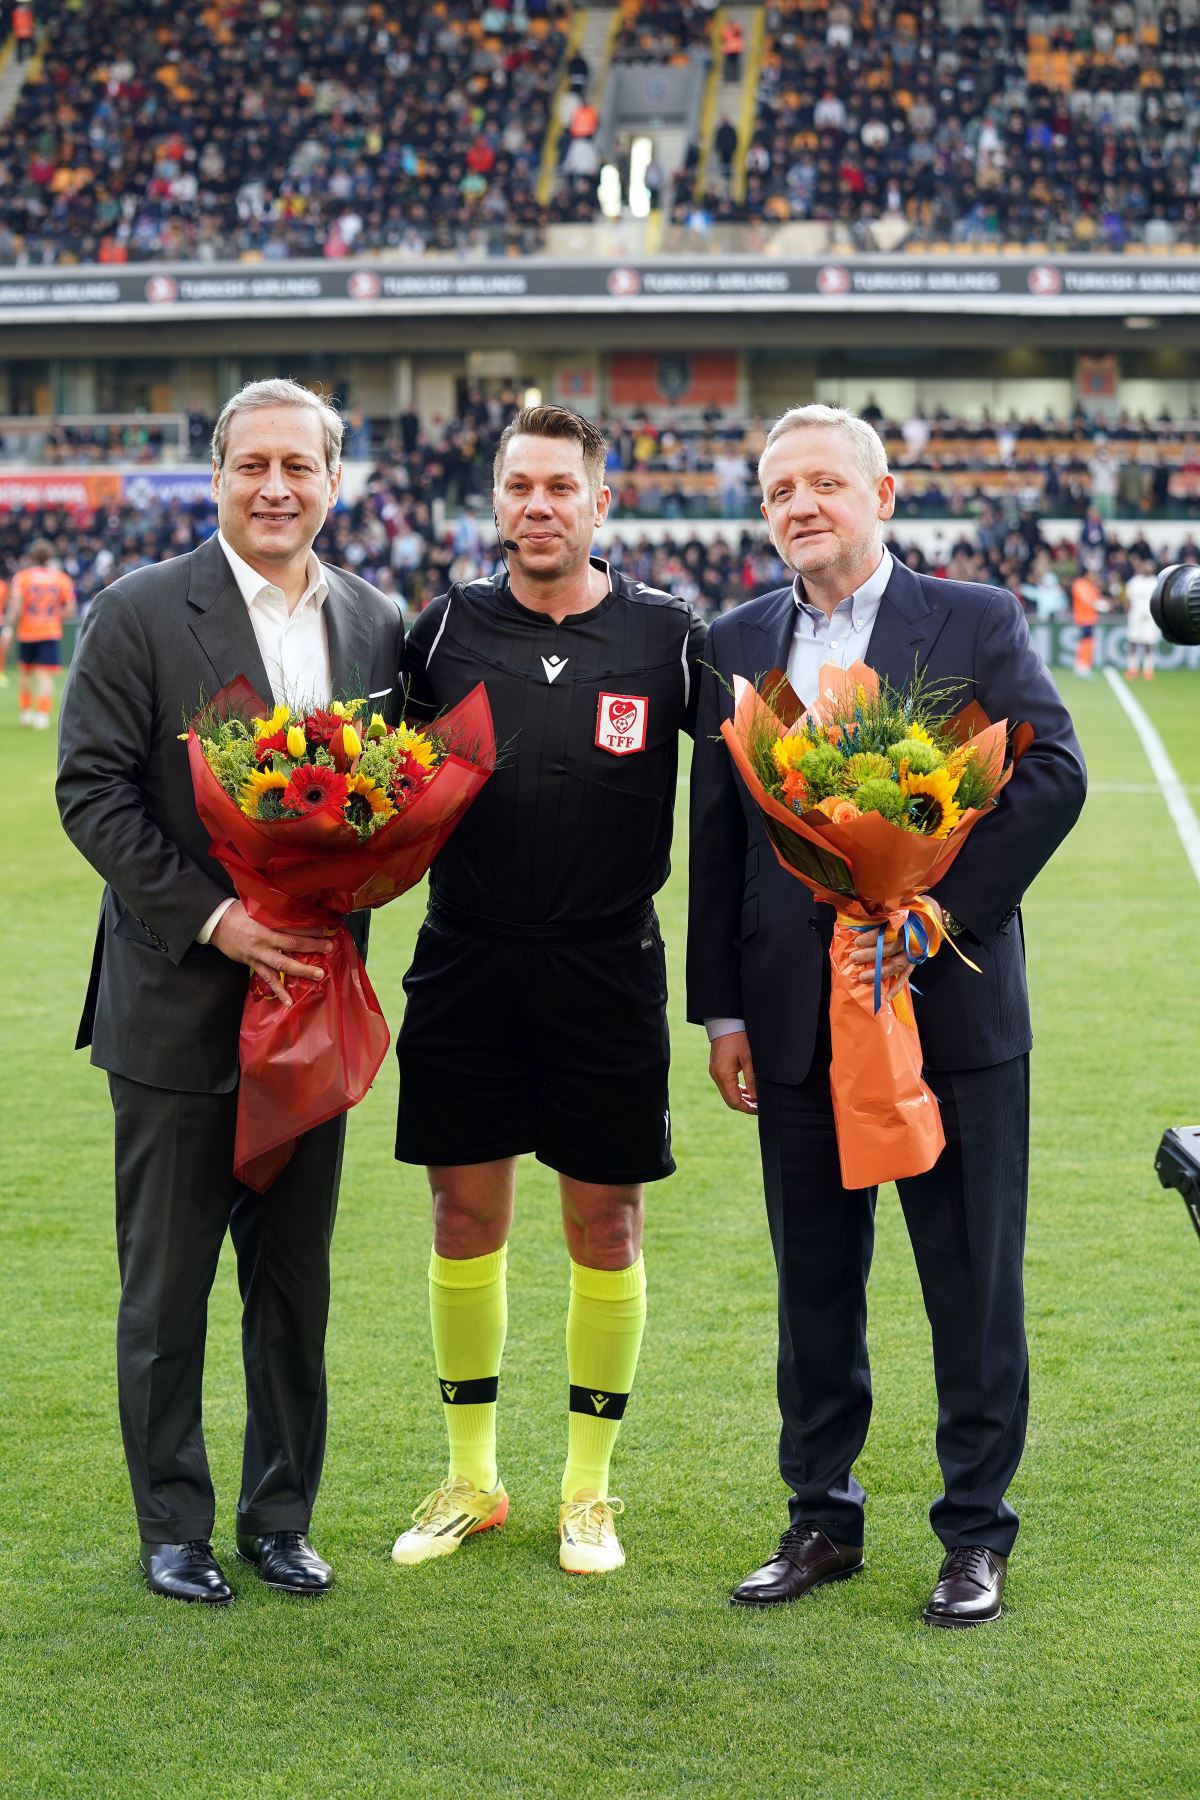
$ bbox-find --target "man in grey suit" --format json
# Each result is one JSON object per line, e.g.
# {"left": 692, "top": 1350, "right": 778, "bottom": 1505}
{"left": 57, "top": 379, "right": 404, "bottom": 1604}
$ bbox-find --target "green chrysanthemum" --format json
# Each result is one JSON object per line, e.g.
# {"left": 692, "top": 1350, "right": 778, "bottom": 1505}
{"left": 798, "top": 742, "right": 847, "bottom": 801}
{"left": 887, "top": 738, "right": 944, "bottom": 776}
{"left": 842, "top": 752, "right": 893, "bottom": 788}
{"left": 852, "top": 777, "right": 906, "bottom": 823}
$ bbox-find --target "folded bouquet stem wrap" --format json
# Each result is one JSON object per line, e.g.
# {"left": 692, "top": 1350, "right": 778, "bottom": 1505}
{"left": 186, "top": 678, "right": 495, "bottom": 1192}
{"left": 828, "top": 901, "right": 945, "bottom": 1189}
{"left": 720, "top": 661, "right": 1025, "bottom": 1191}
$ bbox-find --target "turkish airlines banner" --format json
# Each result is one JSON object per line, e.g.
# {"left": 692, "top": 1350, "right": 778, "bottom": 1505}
{"left": 0, "top": 258, "right": 1199, "bottom": 320}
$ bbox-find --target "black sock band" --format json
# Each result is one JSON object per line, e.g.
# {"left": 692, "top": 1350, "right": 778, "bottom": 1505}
{"left": 569, "top": 1384, "right": 629, "bottom": 1421}
{"left": 438, "top": 1376, "right": 499, "bottom": 1405}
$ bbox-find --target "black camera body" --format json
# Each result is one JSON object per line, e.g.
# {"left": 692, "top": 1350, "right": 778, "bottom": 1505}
{"left": 1156, "top": 1127, "right": 1200, "bottom": 1244}
{"left": 1151, "top": 566, "right": 1200, "bottom": 645}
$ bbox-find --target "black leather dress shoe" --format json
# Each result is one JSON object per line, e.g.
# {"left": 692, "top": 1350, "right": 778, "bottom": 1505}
{"left": 922, "top": 1545, "right": 1007, "bottom": 1627}
{"left": 235, "top": 1530, "right": 333, "bottom": 1595}
{"left": 140, "top": 1540, "right": 234, "bottom": 1605}
{"left": 730, "top": 1524, "right": 863, "bottom": 1607}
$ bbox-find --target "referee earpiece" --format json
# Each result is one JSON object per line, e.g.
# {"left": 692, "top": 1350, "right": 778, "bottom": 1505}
{"left": 494, "top": 506, "right": 519, "bottom": 554}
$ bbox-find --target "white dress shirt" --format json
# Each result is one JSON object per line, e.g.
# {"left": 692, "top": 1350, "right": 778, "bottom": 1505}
{"left": 216, "top": 529, "right": 332, "bottom": 710}
{"left": 196, "top": 533, "right": 333, "bottom": 945}
{"left": 706, "top": 548, "right": 893, "bottom": 1043}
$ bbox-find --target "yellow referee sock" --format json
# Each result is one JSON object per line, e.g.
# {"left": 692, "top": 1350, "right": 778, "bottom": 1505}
{"left": 429, "top": 1245, "right": 507, "bottom": 1493}
{"left": 562, "top": 1255, "right": 647, "bottom": 1502}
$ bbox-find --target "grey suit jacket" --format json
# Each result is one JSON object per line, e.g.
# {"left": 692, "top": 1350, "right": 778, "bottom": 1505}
{"left": 56, "top": 533, "right": 405, "bottom": 1094}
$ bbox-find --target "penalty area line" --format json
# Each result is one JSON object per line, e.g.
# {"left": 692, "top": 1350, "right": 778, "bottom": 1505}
{"left": 1103, "top": 668, "right": 1200, "bottom": 889}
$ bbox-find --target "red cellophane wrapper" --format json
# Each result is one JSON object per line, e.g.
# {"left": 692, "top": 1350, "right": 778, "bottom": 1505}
{"left": 187, "top": 677, "right": 495, "bottom": 1192}
{"left": 721, "top": 660, "right": 1029, "bottom": 1189}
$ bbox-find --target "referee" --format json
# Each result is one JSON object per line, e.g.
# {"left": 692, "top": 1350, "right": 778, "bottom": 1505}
{"left": 390, "top": 405, "right": 705, "bottom": 1576}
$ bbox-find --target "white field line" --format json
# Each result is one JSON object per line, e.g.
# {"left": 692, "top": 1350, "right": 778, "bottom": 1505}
{"left": 1103, "top": 668, "right": 1200, "bottom": 889}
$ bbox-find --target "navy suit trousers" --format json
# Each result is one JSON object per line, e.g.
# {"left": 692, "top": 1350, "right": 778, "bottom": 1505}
{"left": 756, "top": 1047, "right": 1030, "bottom": 1553}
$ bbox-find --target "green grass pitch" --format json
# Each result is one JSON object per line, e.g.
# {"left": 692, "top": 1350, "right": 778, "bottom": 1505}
{"left": 1, "top": 667, "right": 1198, "bottom": 1798}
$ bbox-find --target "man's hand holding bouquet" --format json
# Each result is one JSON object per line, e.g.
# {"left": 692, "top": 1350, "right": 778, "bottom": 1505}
{"left": 722, "top": 658, "right": 1029, "bottom": 1187}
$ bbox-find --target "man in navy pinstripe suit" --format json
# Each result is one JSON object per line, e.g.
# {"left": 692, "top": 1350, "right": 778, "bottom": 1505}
{"left": 687, "top": 406, "right": 1086, "bottom": 1625}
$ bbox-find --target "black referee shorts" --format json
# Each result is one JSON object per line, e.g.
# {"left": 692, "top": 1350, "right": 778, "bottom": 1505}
{"left": 395, "top": 902, "right": 675, "bottom": 1186}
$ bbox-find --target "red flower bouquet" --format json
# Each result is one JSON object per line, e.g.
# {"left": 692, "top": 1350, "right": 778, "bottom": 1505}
{"left": 186, "top": 676, "right": 495, "bottom": 1191}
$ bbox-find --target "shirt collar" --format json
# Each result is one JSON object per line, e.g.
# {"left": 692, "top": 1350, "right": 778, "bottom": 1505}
{"left": 217, "top": 530, "right": 329, "bottom": 612}
{"left": 792, "top": 546, "right": 892, "bottom": 624}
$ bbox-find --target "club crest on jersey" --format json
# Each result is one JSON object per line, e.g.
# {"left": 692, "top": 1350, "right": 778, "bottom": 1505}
{"left": 596, "top": 692, "right": 648, "bottom": 756}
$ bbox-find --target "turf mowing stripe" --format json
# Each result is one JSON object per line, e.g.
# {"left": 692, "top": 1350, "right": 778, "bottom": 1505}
{"left": 1104, "top": 666, "right": 1200, "bottom": 886}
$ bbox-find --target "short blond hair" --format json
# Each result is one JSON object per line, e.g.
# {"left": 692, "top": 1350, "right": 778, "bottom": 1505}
{"left": 211, "top": 378, "right": 344, "bottom": 475}
{"left": 760, "top": 404, "right": 888, "bottom": 486}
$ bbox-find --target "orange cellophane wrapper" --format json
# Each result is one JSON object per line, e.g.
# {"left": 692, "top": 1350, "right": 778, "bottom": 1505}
{"left": 187, "top": 679, "right": 495, "bottom": 1192}
{"left": 721, "top": 660, "right": 1021, "bottom": 1190}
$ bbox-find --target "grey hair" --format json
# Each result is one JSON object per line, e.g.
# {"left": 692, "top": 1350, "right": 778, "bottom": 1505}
{"left": 211, "top": 378, "right": 344, "bottom": 475}
{"left": 759, "top": 404, "right": 888, "bottom": 486}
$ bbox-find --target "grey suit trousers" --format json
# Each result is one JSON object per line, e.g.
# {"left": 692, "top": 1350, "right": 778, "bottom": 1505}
{"left": 109, "top": 1074, "right": 345, "bottom": 1542}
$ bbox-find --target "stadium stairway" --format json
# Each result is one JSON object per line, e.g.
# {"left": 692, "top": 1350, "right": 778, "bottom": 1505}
{"left": 538, "top": 4, "right": 621, "bottom": 205}
{"left": 0, "top": 31, "right": 38, "bottom": 128}
{"left": 696, "top": 4, "right": 763, "bottom": 201}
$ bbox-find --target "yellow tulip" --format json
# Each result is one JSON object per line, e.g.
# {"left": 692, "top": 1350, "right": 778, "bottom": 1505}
{"left": 367, "top": 711, "right": 387, "bottom": 742}
{"left": 286, "top": 724, "right": 307, "bottom": 758}
{"left": 341, "top": 724, "right": 362, "bottom": 760}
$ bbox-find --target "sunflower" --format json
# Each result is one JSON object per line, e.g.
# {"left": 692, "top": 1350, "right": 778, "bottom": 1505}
{"left": 282, "top": 763, "right": 348, "bottom": 815}
{"left": 344, "top": 770, "right": 396, "bottom": 834}
{"left": 393, "top": 722, "right": 438, "bottom": 771}
{"left": 252, "top": 704, "right": 290, "bottom": 741}
{"left": 239, "top": 766, "right": 289, "bottom": 818}
{"left": 902, "top": 766, "right": 963, "bottom": 838}
{"left": 902, "top": 719, "right": 936, "bottom": 747}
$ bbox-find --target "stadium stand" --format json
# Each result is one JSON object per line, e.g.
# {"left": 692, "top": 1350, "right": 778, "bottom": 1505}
{"left": 1, "top": 470, "right": 1191, "bottom": 625}
{"left": 3, "top": 403, "right": 1198, "bottom": 525}
{"left": 5, "top": 1, "right": 1200, "bottom": 258}
{"left": 611, "top": 0, "right": 716, "bottom": 63}
{"left": 677, "top": 0, "right": 1200, "bottom": 249}
{"left": 0, "top": 0, "right": 570, "bottom": 263}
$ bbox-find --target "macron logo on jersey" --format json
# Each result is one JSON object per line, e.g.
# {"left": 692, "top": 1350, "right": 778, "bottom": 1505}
{"left": 541, "top": 654, "right": 569, "bottom": 684}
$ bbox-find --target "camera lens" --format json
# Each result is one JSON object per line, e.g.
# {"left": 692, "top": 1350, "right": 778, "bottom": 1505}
{"left": 1150, "top": 564, "right": 1200, "bottom": 646}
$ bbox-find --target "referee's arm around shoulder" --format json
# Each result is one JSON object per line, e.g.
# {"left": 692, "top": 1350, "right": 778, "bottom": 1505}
{"left": 685, "top": 616, "right": 747, "bottom": 1026}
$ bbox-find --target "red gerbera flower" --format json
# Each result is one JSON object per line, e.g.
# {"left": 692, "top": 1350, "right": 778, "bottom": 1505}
{"left": 282, "top": 763, "right": 349, "bottom": 815}
{"left": 392, "top": 750, "right": 434, "bottom": 793}
{"left": 254, "top": 726, "right": 288, "bottom": 763}
{"left": 303, "top": 708, "right": 342, "bottom": 748}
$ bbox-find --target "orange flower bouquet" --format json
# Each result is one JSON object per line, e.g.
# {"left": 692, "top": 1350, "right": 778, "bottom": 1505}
{"left": 721, "top": 660, "right": 1030, "bottom": 1187}
{"left": 186, "top": 676, "right": 495, "bottom": 1192}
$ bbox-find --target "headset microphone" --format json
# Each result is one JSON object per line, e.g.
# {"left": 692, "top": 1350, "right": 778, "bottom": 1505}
{"left": 493, "top": 509, "right": 520, "bottom": 554}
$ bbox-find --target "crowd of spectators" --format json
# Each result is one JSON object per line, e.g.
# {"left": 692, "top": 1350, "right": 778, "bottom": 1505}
{"left": 0, "top": 0, "right": 569, "bottom": 265}
{"left": 2, "top": 470, "right": 1190, "bottom": 630}
{"left": 677, "top": 0, "right": 1200, "bottom": 249}
{"left": 7, "top": 0, "right": 1200, "bottom": 261}
{"left": 611, "top": 0, "right": 715, "bottom": 64}
{"left": 7, "top": 394, "right": 1200, "bottom": 523}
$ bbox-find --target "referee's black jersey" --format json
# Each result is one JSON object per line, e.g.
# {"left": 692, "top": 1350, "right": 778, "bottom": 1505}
{"left": 401, "top": 557, "right": 707, "bottom": 930}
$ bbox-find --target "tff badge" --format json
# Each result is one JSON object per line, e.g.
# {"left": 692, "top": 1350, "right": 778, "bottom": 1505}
{"left": 596, "top": 692, "right": 648, "bottom": 755}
